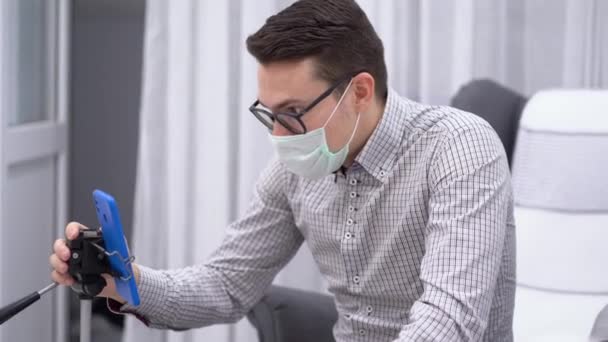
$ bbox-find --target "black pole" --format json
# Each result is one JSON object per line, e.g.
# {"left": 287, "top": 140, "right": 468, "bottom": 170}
{"left": 0, "top": 283, "right": 58, "bottom": 325}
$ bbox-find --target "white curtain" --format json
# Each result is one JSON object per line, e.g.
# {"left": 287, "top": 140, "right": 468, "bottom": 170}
{"left": 124, "top": 0, "right": 608, "bottom": 341}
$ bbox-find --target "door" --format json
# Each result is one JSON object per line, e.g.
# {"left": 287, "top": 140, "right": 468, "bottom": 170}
{"left": 0, "top": 0, "right": 69, "bottom": 341}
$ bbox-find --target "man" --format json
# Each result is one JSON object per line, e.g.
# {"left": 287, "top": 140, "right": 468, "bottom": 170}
{"left": 50, "top": 0, "right": 515, "bottom": 340}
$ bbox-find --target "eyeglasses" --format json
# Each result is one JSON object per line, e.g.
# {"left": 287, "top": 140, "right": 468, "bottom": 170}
{"left": 249, "top": 71, "right": 364, "bottom": 135}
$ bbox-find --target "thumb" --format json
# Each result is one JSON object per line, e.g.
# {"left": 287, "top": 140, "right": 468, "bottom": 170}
{"left": 65, "top": 222, "right": 88, "bottom": 240}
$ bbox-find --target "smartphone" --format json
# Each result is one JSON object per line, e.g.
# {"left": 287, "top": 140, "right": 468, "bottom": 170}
{"left": 93, "top": 190, "right": 140, "bottom": 306}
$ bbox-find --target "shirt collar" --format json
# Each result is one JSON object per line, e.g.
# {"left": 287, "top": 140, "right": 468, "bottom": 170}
{"left": 354, "top": 88, "right": 411, "bottom": 182}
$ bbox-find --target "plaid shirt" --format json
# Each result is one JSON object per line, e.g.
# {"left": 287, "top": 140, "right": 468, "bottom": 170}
{"left": 116, "top": 89, "right": 516, "bottom": 341}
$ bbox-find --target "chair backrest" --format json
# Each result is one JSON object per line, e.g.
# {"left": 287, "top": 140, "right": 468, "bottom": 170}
{"left": 511, "top": 89, "right": 608, "bottom": 340}
{"left": 451, "top": 79, "right": 527, "bottom": 166}
{"left": 513, "top": 89, "right": 608, "bottom": 290}
{"left": 247, "top": 286, "right": 338, "bottom": 342}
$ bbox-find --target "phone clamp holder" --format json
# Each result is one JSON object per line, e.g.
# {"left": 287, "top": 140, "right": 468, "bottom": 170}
{"left": 68, "top": 228, "right": 114, "bottom": 299}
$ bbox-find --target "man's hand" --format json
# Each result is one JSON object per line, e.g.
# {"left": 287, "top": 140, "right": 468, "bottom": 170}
{"left": 49, "top": 222, "right": 140, "bottom": 304}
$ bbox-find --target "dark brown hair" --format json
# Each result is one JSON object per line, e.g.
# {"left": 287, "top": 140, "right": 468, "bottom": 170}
{"left": 246, "top": 0, "right": 388, "bottom": 101}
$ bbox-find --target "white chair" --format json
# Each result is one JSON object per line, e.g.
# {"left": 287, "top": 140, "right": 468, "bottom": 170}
{"left": 511, "top": 89, "right": 608, "bottom": 341}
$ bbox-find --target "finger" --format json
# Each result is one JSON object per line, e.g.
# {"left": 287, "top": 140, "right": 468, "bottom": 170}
{"left": 53, "top": 239, "right": 70, "bottom": 261}
{"left": 51, "top": 270, "right": 74, "bottom": 286}
{"left": 65, "top": 222, "right": 86, "bottom": 240}
{"left": 101, "top": 273, "right": 114, "bottom": 291}
{"left": 99, "top": 274, "right": 120, "bottom": 300}
{"left": 49, "top": 254, "right": 68, "bottom": 274}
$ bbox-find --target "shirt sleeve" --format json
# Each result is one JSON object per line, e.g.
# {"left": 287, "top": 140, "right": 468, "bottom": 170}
{"left": 395, "top": 122, "right": 512, "bottom": 341}
{"left": 109, "top": 160, "right": 303, "bottom": 330}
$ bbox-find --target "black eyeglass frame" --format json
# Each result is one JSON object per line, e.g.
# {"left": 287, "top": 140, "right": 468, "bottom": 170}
{"left": 249, "top": 70, "right": 366, "bottom": 135}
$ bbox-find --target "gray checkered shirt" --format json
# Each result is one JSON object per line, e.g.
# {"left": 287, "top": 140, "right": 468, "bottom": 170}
{"left": 117, "top": 89, "right": 516, "bottom": 341}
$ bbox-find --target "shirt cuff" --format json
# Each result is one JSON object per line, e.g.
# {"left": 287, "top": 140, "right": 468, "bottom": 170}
{"left": 107, "top": 298, "right": 150, "bottom": 326}
{"left": 105, "top": 265, "right": 169, "bottom": 328}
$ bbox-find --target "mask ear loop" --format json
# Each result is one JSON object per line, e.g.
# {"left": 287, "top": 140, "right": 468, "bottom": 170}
{"left": 322, "top": 79, "right": 354, "bottom": 128}
{"left": 346, "top": 112, "right": 361, "bottom": 144}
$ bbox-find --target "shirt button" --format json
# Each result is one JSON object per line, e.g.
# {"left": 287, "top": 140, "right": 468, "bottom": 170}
{"left": 349, "top": 179, "right": 358, "bottom": 186}
{"left": 359, "top": 329, "right": 366, "bottom": 336}
{"left": 345, "top": 232, "right": 353, "bottom": 239}
{"left": 353, "top": 275, "right": 360, "bottom": 284}
{"left": 379, "top": 170, "right": 386, "bottom": 177}
{"left": 348, "top": 206, "right": 356, "bottom": 212}
{"left": 349, "top": 192, "right": 357, "bottom": 198}
{"left": 346, "top": 218, "right": 355, "bottom": 226}
{"left": 366, "top": 306, "right": 373, "bottom": 314}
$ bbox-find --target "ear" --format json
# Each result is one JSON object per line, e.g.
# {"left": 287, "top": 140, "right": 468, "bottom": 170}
{"left": 352, "top": 72, "right": 375, "bottom": 113}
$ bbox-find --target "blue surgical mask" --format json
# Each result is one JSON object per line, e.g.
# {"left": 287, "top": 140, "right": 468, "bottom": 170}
{"left": 269, "top": 80, "right": 360, "bottom": 180}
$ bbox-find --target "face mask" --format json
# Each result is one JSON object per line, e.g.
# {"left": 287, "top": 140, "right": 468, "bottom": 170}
{"left": 269, "top": 80, "right": 360, "bottom": 180}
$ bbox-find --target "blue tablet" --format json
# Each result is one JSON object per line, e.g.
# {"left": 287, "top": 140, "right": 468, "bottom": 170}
{"left": 93, "top": 190, "right": 140, "bottom": 306}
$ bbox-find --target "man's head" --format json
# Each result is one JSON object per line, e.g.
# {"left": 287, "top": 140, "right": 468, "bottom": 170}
{"left": 247, "top": 0, "right": 387, "bottom": 103}
{"left": 247, "top": 0, "right": 388, "bottom": 175}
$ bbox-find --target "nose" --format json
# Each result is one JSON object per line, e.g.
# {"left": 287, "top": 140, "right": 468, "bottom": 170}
{"left": 271, "top": 122, "right": 291, "bottom": 137}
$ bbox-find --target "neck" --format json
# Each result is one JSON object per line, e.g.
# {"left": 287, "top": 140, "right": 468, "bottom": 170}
{"left": 343, "top": 96, "right": 386, "bottom": 167}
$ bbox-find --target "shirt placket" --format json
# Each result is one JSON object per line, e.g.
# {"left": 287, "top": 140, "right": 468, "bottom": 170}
{"left": 341, "top": 170, "right": 370, "bottom": 337}
{"left": 344, "top": 175, "right": 360, "bottom": 284}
